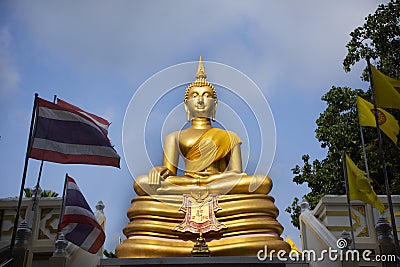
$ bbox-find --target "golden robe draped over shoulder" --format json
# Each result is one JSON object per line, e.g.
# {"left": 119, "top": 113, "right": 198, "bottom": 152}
{"left": 184, "top": 128, "right": 241, "bottom": 174}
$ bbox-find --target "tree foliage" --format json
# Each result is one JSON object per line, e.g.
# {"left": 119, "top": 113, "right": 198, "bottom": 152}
{"left": 23, "top": 188, "right": 59, "bottom": 198}
{"left": 286, "top": 0, "right": 400, "bottom": 229}
{"left": 343, "top": 0, "right": 400, "bottom": 80}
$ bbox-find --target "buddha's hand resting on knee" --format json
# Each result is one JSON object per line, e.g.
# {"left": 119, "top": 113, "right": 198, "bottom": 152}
{"left": 148, "top": 166, "right": 171, "bottom": 189}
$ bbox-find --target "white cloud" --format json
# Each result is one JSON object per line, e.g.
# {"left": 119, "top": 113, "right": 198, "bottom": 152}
{"left": 0, "top": 26, "right": 20, "bottom": 96}
{"left": 12, "top": 0, "right": 381, "bottom": 90}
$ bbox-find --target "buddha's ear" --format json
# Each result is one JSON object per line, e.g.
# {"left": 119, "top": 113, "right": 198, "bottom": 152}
{"left": 184, "top": 102, "right": 190, "bottom": 122}
{"left": 212, "top": 101, "right": 217, "bottom": 121}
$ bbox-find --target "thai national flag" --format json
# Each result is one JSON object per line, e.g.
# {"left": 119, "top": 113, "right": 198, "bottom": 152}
{"left": 28, "top": 97, "right": 120, "bottom": 168}
{"left": 59, "top": 176, "right": 105, "bottom": 254}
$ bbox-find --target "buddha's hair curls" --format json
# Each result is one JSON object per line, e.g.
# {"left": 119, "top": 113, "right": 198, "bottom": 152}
{"left": 184, "top": 79, "right": 217, "bottom": 103}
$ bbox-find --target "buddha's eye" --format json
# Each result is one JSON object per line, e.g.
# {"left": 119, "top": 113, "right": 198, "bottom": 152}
{"left": 204, "top": 92, "right": 211, "bottom": 98}
{"left": 191, "top": 92, "right": 198, "bottom": 98}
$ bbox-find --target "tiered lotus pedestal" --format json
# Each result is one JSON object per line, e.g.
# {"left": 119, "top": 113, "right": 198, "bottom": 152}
{"left": 116, "top": 194, "right": 290, "bottom": 257}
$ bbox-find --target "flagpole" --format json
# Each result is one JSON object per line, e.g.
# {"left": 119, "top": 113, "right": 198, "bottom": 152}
{"left": 57, "top": 173, "right": 68, "bottom": 239}
{"left": 10, "top": 93, "right": 39, "bottom": 254}
{"left": 359, "top": 126, "right": 371, "bottom": 180}
{"left": 367, "top": 58, "right": 400, "bottom": 260}
{"left": 356, "top": 93, "right": 373, "bottom": 180}
{"left": 28, "top": 160, "right": 44, "bottom": 230}
{"left": 341, "top": 150, "right": 356, "bottom": 249}
{"left": 29, "top": 95, "right": 57, "bottom": 229}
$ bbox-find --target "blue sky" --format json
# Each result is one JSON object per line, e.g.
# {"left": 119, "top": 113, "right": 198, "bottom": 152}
{"left": 0, "top": 0, "right": 387, "bottom": 252}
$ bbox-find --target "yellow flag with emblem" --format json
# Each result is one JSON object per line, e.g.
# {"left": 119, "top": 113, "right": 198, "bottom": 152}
{"left": 346, "top": 154, "right": 385, "bottom": 214}
{"left": 371, "top": 65, "right": 400, "bottom": 109}
{"left": 356, "top": 96, "right": 399, "bottom": 144}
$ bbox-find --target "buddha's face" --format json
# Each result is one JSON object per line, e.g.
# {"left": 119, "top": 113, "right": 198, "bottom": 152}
{"left": 185, "top": 86, "right": 217, "bottom": 119}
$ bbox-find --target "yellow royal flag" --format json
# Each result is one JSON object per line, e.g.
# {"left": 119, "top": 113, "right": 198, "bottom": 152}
{"left": 356, "top": 96, "right": 399, "bottom": 144}
{"left": 371, "top": 65, "right": 400, "bottom": 109}
{"left": 345, "top": 154, "right": 385, "bottom": 214}
{"left": 285, "top": 236, "right": 301, "bottom": 255}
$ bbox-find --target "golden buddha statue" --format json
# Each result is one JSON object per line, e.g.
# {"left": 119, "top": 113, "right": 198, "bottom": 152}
{"left": 116, "top": 58, "right": 290, "bottom": 257}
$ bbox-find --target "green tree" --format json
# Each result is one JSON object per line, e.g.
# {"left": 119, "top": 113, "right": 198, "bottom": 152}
{"left": 41, "top": 190, "right": 59, "bottom": 197}
{"left": 344, "top": 0, "right": 400, "bottom": 80}
{"left": 286, "top": 0, "right": 400, "bottom": 229}
{"left": 23, "top": 188, "right": 59, "bottom": 198}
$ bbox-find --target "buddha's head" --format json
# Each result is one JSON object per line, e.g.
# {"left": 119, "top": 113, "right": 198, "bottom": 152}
{"left": 184, "top": 57, "right": 218, "bottom": 121}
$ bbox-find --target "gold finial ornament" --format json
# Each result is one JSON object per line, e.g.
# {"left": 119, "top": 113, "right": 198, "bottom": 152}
{"left": 184, "top": 57, "right": 217, "bottom": 103}
{"left": 196, "top": 56, "right": 207, "bottom": 80}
